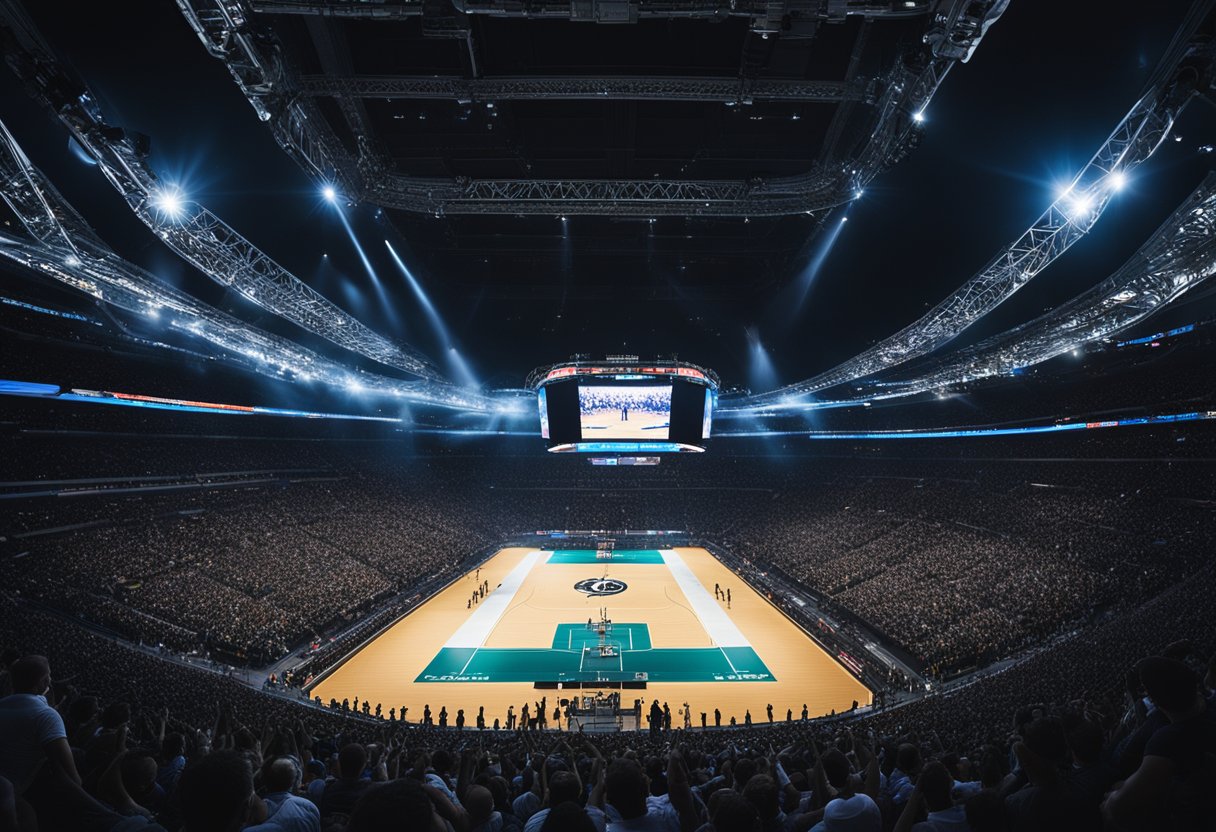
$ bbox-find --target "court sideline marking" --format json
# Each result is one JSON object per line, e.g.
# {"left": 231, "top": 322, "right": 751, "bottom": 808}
{"left": 659, "top": 550, "right": 751, "bottom": 647}
{"left": 444, "top": 550, "right": 543, "bottom": 678}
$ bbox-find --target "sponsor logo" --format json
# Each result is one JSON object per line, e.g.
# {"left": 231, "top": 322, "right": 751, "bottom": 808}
{"left": 573, "top": 578, "right": 627, "bottom": 597}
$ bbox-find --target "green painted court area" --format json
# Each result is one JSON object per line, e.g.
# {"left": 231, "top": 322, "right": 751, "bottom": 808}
{"left": 416, "top": 623, "right": 774, "bottom": 683}
{"left": 553, "top": 622, "right": 653, "bottom": 651}
{"left": 546, "top": 549, "right": 666, "bottom": 565}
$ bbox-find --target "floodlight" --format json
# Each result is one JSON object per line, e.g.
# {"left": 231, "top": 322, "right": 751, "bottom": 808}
{"left": 1067, "top": 195, "right": 1094, "bottom": 218}
{"left": 150, "top": 187, "right": 185, "bottom": 219}
{"left": 321, "top": 185, "right": 338, "bottom": 203}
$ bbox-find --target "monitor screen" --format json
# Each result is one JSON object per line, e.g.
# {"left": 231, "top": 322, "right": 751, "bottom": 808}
{"left": 538, "top": 387, "right": 549, "bottom": 439}
{"left": 578, "top": 384, "right": 672, "bottom": 440}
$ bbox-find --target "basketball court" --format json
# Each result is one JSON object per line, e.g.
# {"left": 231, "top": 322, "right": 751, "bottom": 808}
{"left": 578, "top": 410, "right": 670, "bottom": 439}
{"left": 310, "top": 547, "right": 870, "bottom": 728}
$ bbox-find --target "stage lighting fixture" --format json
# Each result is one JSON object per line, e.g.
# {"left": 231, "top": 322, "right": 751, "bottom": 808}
{"left": 322, "top": 185, "right": 338, "bottom": 203}
{"left": 912, "top": 110, "right": 926, "bottom": 123}
{"left": 841, "top": 216, "right": 849, "bottom": 223}
{"left": 1067, "top": 195, "right": 1094, "bottom": 219}
{"left": 150, "top": 187, "right": 185, "bottom": 220}
{"left": 1108, "top": 170, "right": 1127, "bottom": 191}
{"left": 854, "top": 189, "right": 864, "bottom": 199}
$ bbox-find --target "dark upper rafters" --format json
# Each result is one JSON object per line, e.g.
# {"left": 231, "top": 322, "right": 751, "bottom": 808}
{"left": 174, "top": 0, "right": 1010, "bottom": 215}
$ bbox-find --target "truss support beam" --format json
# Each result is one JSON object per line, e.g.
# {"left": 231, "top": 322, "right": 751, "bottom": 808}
{"left": 297, "top": 74, "right": 868, "bottom": 104}
{"left": 249, "top": 0, "right": 932, "bottom": 21}
{"left": 729, "top": 173, "right": 1216, "bottom": 413}
{"left": 0, "top": 117, "right": 488, "bottom": 411}
{"left": 0, "top": 0, "right": 445, "bottom": 382}
{"left": 736, "top": 0, "right": 1216, "bottom": 408}
{"left": 169, "top": 0, "right": 1005, "bottom": 215}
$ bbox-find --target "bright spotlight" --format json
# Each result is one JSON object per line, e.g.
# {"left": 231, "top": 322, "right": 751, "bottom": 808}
{"left": 912, "top": 110, "right": 925, "bottom": 123}
{"left": 1108, "top": 170, "right": 1127, "bottom": 191}
{"left": 1067, "top": 195, "right": 1094, "bottom": 219}
{"left": 841, "top": 216, "right": 849, "bottom": 223}
{"left": 322, "top": 185, "right": 338, "bottom": 203}
{"left": 854, "top": 189, "right": 864, "bottom": 199}
{"left": 150, "top": 187, "right": 186, "bottom": 220}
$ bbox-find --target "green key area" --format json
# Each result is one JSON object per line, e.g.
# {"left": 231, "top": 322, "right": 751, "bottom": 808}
{"left": 416, "top": 623, "right": 773, "bottom": 683}
{"left": 545, "top": 550, "right": 666, "bottom": 565}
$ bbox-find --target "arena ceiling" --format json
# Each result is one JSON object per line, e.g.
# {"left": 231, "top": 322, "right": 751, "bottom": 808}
{"left": 1, "top": 0, "right": 1213, "bottom": 392}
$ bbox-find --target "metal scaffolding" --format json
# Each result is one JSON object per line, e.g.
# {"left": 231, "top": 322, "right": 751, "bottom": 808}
{"left": 737, "top": 0, "right": 1216, "bottom": 408}
{"left": 0, "top": 117, "right": 491, "bottom": 412}
{"left": 0, "top": 0, "right": 445, "bottom": 383}
{"left": 296, "top": 74, "right": 870, "bottom": 103}
{"left": 866, "top": 173, "right": 1216, "bottom": 401}
{"left": 175, "top": 0, "right": 1008, "bottom": 215}
{"left": 732, "top": 173, "right": 1216, "bottom": 412}
{"left": 248, "top": 0, "right": 932, "bottom": 22}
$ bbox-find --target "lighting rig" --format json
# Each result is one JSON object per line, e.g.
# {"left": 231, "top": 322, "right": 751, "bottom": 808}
{"left": 733, "top": 0, "right": 1216, "bottom": 412}
{"left": 0, "top": 0, "right": 444, "bottom": 385}
{"left": 174, "top": 0, "right": 1008, "bottom": 216}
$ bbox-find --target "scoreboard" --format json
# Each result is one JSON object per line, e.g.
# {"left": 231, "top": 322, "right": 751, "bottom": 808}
{"left": 531, "top": 359, "right": 717, "bottom": 453}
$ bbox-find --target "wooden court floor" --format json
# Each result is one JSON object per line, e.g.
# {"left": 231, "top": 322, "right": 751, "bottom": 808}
{"left": 310, "top": 547, "right": 870, "bottom": 728}
{"left": 579, "top": 410, "right": 669, "bottom": 439}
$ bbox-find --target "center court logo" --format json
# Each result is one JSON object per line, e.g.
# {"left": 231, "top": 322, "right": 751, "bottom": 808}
{"left": 573, "top": 578, "right": 627, "bottom": 597}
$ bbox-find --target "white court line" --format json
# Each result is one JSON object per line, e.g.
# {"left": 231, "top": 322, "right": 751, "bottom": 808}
{"left": 719, "top": 648, "right": 740, "bottom": 676}
{"left": 456, "top": 648, "right": 480, "bottom": 677}
{"left": 659, "top": 549, "right": 751, "bottom": 648}
{"left": 444, "top": 550, "right": 542, "bottom": 649}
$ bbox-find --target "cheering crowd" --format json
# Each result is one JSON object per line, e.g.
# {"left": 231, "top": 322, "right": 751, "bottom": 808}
{"left": 1, "top": 426, "right": 1215, "bottom": 829}
{"left": 1, "top": 562, "right": 1214, "bottom": 831}
{"left": 3, "top": 447, "right": 1213, "bottom": 679}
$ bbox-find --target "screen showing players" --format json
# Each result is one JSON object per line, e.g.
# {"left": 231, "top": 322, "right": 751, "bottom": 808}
{"left": 578, "top": 384, "right": 671, "bottom": 440}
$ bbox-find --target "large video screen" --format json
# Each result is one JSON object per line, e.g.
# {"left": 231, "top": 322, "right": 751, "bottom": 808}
{"left": 578, "top": 384, "right": 671, "bottom": 440}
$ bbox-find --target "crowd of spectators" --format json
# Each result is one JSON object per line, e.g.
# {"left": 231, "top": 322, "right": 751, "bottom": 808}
{"left": 3, "top": 301, "right": 1216, "bottom": 829}
{"left": 1, "top": 560, "right": 1213, "bottom": 831}
{"left": 3, "top": 439, "right": 1213, "bottom": 677}
{"left": 1, "top": 477, "right": 494, "bottom": 663}
{"left": 722, "top": 466, "right": 1212, "bottom": 673}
